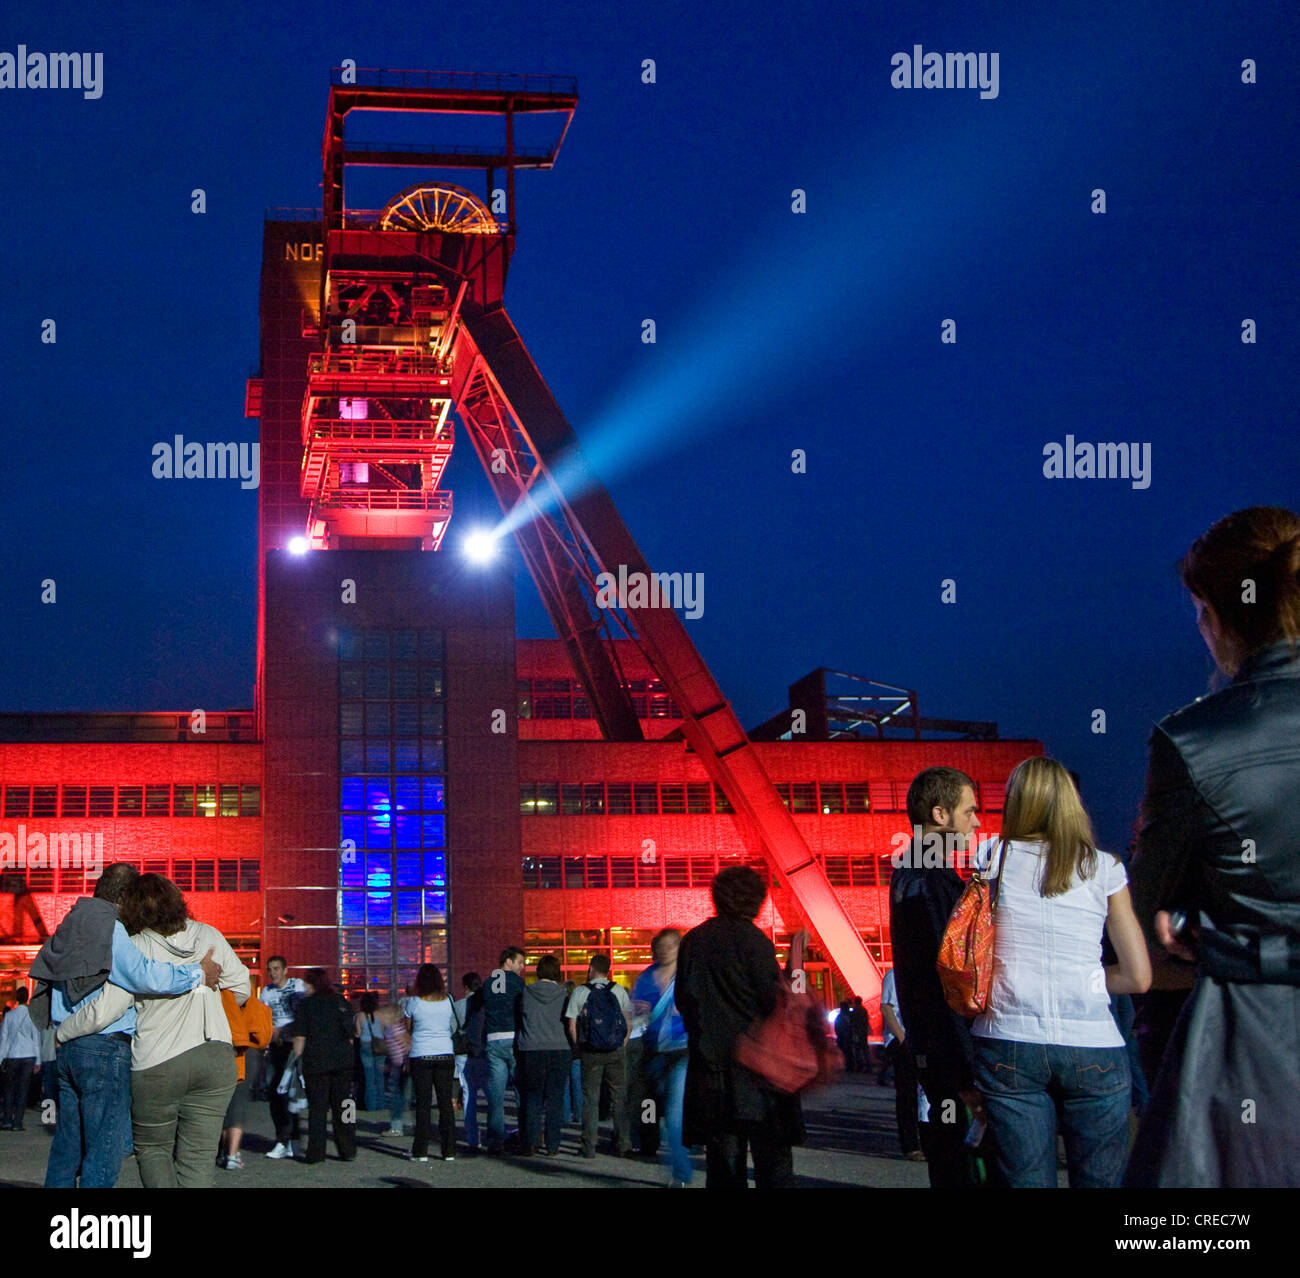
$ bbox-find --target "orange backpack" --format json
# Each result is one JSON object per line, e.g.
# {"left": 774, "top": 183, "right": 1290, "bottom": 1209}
{"left": 222, "top": 989, "right": 275, "bottom": 1081}
{"left": 936, "top": 838, "right": 1011, "bottom": 1017}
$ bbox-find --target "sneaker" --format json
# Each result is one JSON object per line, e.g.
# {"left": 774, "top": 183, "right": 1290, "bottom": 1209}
{"left": 216, "top": 1153, "right": 227, "bottom": 1169}
{"left": 442, "top": 1154, "right": 456, "bottom": 1162}
{"left": 407, "top": 1153, "right": 429, "bottom": 1162}
{"left": 225, "top": 1153, "right": 245, "bottom": 1170}
{"left": 385, "top": 1124, "right": 404, "bottom": 1136}
{"left": 265, "top": 1143, "right": 293, "bottom": 1160}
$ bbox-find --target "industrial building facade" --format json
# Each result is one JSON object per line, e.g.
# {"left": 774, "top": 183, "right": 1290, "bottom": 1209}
{"left": 0, "top": 71, "right": 1043, "bottom": 1011}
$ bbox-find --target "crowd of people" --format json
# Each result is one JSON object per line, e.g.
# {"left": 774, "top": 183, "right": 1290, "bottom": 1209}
{"left": 3, "top": 503, "right": 1298, "bottom": 1189}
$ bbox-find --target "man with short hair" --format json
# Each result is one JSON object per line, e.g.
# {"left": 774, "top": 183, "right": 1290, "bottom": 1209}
{"left": 259, "top": 955, "right": 307, "bottom": 1159}
{"left": 31, "top": 862, "right": 220, "bottom": 1187}
{"left": 0, "top": 988, "right": 41, "bottom": 1131}
{"left": 455, "top": 973, "right": 488, "bottom": 1152}
{"left": 480, "top": 946, "right": 526, "bottom": 1154}
{"left": 566, "top": 954, "right": 631, "bottom": 1159}
{"left": 888, "top": 767, "right": 987, "bottom": 1187}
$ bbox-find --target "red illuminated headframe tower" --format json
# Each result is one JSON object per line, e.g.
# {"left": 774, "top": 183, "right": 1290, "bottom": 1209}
{"left": 271, "top": 69, "right": 883, "bottom": 1003}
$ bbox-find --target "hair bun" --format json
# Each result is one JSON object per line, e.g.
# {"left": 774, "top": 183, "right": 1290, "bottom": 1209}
{"left": 1264, "top": 533, "right": 1300, "bottom": 584}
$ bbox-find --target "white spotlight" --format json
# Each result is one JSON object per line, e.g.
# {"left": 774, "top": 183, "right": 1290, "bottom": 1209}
{"left": 288, "top": 536, "right": 310, "bottom": 555}
{"left": 463, "top": 528, "right": 499, "bottom": 564}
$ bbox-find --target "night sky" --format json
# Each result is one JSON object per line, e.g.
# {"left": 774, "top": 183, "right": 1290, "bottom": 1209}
{"left": 4, "top": 1, "right": 1297, "bottom": 858}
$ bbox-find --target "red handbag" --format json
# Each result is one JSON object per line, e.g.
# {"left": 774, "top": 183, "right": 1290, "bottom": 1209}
{"left": 735, "top": 982, "right": 842, "bottom": 1094}
{"left": 936, "top": 838, "right": 1010, "bottom": 1017}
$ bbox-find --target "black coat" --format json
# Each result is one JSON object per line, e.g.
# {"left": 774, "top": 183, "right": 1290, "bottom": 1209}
{"left": 289, "top": 991, "right": 356, "bottom": 1075}
{"left": 888, "top": 859, "right": 974, "bottom": 1087}
{"left": 675, "top": 915, "right": 804, "bottom": 1146}
{"left": 1126, "top": 640, "right": 1300, "bottom": 1187}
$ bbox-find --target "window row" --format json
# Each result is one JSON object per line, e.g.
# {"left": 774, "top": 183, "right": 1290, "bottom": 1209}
{"left": 517, "top": 676, "right": 682, "bottom": 722}
{"left": 340, "top": 925, "right": 448, "bottom": 972}
{"left": 339, "top": 701, "right": 445, "bottom": 738}
{"left": 337, "top": 738, "right": 446, "bottom": 773}
{"left": 4, "top": 858, "right": 260, "bottom": 894}
{"left": 337, "top": 628, "right": 444, "bottom": 663}
{"left": 339, "top": 889, "right": 448, "bottom": 926}
{"left": 519, "top": 779, "right": 1005, "bottom": 816}
{"left": 340, "top": 850, "right": 447, "bottom": 889}
{"left": 0, "top": 784, "right": 261, "bottom": 819}
{"left": 340, "top": 776, "right": 445, "bottom": 813}
{"left": 521, "top": 782, "right": 734, "bottom": 816}
{"left": 339, "top": 666, "right": 445, "bottom": 701}
{"left": 522, "top": 852, "right": 771, "bottom": 890}
{"left": 339, "top": 812, "right": 446, "bottom": 850}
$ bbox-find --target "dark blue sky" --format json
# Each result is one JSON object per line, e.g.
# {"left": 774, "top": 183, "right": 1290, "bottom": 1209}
{"left": 4, "top": 1, "right": 1298, "bottom": 855}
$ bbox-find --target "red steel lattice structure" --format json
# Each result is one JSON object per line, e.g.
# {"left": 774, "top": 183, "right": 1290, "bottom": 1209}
{"left": 304, "top": 68, "right": 883, "bottom": 1002}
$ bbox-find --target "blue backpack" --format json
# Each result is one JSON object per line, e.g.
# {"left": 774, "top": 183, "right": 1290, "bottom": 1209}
{"left": 577, "top": 981, "right": 627, "bottom": 1052}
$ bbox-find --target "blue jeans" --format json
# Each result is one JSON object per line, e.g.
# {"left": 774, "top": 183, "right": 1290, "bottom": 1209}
{"left": 646, "top": 1048, "right": 692, "bottom": 1184}
{"left": 462, "top": 1055, "right": 490, "bottom": 1148}
{"left": 484, "top": 1039, "right": 516, "bottom": 1151}
{"left": 384, "top": 1058, "right": 409, "bottom": 1126}
{"left": 45, "top": 1034, "right": 134, "bottom": 1188}
{"left": 359, "top": 1045, "right": 385, "bottom": 1112}
{"left": 563, "top": 1057, "right": 583, "bottom": 1124}
{"left": 974, "top": 1036, "right": 1131, "bottom": 1188}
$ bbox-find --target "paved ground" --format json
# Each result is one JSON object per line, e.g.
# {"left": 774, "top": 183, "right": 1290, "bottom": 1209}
{"left": 2, "top": 1072, "right": 934, "bottom": 1189}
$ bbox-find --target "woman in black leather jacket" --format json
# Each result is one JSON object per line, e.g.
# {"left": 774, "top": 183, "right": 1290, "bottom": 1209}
{"left": 1126, "top": 506, "right": 1300, "bottom": 1187}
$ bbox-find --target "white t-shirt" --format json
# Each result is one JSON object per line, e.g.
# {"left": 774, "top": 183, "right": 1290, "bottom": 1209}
{"left": 260, "top": 978, "right": 307, "bottom": 1030}
{"left": 879, "top": 968, "right": 902, "bottom": 1049}
{"left": 402, "top": 995, "right": 457, "bottom": 1057}
{"left": 971, "top": 838, "right": 1127, "bottom": 1049}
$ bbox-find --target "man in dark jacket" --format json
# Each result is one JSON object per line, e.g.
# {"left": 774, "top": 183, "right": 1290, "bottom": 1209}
{"left": 479, "top": 945, "right": 525, "bottom": 1154}
{"left": 676, "top": 865, "right": 802, "bottom": 1188}
{"left": 889, "top": 767, "right": 987, "bottom": 1188}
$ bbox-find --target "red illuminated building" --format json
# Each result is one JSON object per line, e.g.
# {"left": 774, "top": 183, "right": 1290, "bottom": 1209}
{"left": 0, "top": 70, "right": 1042, "bottom": 1017}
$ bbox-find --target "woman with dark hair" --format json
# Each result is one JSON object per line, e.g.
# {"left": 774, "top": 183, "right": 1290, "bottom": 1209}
{"left": 1126, "top": 506, "right": 1300, "bottom": 1187}
{"left": 401, "top": 963, "right": 458, "bottom": 1161}
{"left": 285, "top": 968, "right": 357, "bottom": 1164}
{"left": 517, "top": 954, "right": 570, "bottom": 1156}
{"left": 675, "top": 865, "right": 804, "bottom": 1188}
{"left": 52, "top": 873, "right": 250, "bottom": 1188}
{"left": 355, "top": 991, "right": 386, "bottom": 1112}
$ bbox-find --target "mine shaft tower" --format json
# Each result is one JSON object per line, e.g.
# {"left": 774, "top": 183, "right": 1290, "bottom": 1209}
{"left": 294, "top": 67, "right": 882, "bottom": 1003}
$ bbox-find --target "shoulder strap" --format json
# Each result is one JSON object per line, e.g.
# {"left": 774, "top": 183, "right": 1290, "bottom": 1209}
{"left": 990, "top": 837, "right": 1012, "bottom": 910}
{"left": 648, "top": 978, "right": 675, "bottom": 1028}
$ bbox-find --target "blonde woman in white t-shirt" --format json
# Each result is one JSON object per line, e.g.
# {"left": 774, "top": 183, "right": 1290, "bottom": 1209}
{"left": 972, "top": 757, "right": 1151, "bottom": 1188}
